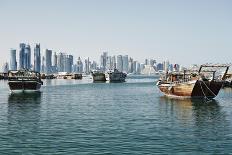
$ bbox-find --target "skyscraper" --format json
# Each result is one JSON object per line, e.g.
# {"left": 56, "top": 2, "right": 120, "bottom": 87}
{"left": 10, "top": 49, "right": 17, "bottom": 70}
{"left": 57, "top": 53, "right": 64, "bottom": 72}
{"left": 52, "top": 52, "right": 57, "bottom": 67}
{"left": 112, "top": 56, "right": 116, "bottom": 69}
{"left": 76, "top": 57, "right": 83, "bottom": 73}
{"left": 100, "top": 52, "right": 107, "bottom": 71}
{"left": 34, "top": 44, "right": 41, "bottom": 72}
{"left": 2, "top": 62, "right": 9, "bottom": 73}
{"left": 19, "top": 43, "right": 26, "bottom": 69}
{"left": 24, "top": 44, "right": 31, "bottom": 70}
{"left": 122, "top": 55, "right": 128, "bottom": 73}
{"left": 84, "top": 57, "right": 90, "bottom": 74}
{"left": 64, "top": 55, "right": 73, "bottom": 73}
{"left": 45, "top": 49, "right": 52, "bottom": 74}
{"left": 116, "top": 55, "right": 123, "bottom": 72}
{"left": 128, "top": 57, "right": 133, "bottom": 73}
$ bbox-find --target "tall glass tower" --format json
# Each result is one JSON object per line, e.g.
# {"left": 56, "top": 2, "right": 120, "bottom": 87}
{"left": 10, "top": 49, "right": 17, "bottom": 70}
{"left": 34, "top": 44, "right": 41, "bottom": 72}
{"left": 45, "top": 49, "right": 52, "bottom": 74}
{"left": 24, "top": 44, "right": 31, "bottom": 70}
{"left": 19, "top": 43, "right": 26, "bottom": 69}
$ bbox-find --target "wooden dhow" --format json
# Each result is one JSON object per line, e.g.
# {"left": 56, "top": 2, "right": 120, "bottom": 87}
{"left": 157, "top": 64, "right": 230, "bottom": 99}
{"left": 8, "top": 70, "right": 43, "bottom": 91}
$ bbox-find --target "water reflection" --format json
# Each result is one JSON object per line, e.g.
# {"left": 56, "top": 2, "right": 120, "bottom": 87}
{"left": 7, "top": 92, "right": 42, "bottom": 126}
{"left": 159, "top": 96, "right": 229, "bottom": 138}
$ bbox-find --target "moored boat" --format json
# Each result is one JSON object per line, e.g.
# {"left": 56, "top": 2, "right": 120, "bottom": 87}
{"left": 156, "top": 65, "right": 230, "bottom": 99}
{"left": 8, "top": 70, "right": 43, "bottom": 91}
{"left": 91, "top": 70, "right": 106, "bottom": 82}
{"left": 106, "top": 68, "right": 127, "bottom": 82}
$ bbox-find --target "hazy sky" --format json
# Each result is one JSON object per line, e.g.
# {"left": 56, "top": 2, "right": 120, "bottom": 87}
{"left": 0, "top": 0, "right": 231, "bottom": 66}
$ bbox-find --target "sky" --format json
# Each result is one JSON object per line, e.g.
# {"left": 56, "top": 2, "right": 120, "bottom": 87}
{"left": 0, "top": 0, "right": 231, "bottom": 67}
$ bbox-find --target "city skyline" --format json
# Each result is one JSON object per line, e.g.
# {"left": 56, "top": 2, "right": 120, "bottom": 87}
{"left": 4, "top": 42, "right": 183, "bottom": 74}
{"left": 0, "top": 0, "right": 232, "bottom": 66}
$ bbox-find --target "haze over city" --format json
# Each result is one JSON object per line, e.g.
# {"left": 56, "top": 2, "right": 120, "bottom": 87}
{"left": 0, "top": 0, "right": 231, "bottom": 66}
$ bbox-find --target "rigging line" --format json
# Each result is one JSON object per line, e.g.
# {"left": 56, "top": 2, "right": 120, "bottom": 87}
{"left": 199, "top": 81, "right": 211, "bottom": 102}
{"left": 201, "top": 80, "right": 217, "bottom": 97}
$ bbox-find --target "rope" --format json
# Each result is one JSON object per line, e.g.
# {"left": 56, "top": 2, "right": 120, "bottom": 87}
{"left": 199, "top": 81, "right": 212, "bottom": 102}
{"left": 201, "top": 80, "right": 217, "bottom": 97}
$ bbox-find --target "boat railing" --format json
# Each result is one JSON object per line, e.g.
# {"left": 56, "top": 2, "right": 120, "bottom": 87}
{"left": 172, "top": 78, "right": 192, "bottom": 84}
{"left": 8, "top": 76, "right": 41, "bottom": 81}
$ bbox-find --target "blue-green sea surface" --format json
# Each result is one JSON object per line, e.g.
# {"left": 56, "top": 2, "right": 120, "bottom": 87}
{"left": 0, "top": 77, "right": 232, "bottom": 154}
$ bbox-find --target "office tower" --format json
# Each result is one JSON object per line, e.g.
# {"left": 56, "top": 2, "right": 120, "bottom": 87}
{"left": 53, "top": 52, "right": 57, "bottom": 67}
{"left": 145, "top": 59, "right": 148, "bottom": 65}
{"left": 45, "top": 49, "right": 52, "bottom": 74}
{"left": 57, "top": 53, "right": 64, "bottom": 72}
{"left": 136, "top": 62, "right": 141, "bottom": 74}
{"left": 64, "top": 55, "right": 73, "bottom": 73}
{"left": 106, "top": 56, "right": 111, "bottom": 70}
{"left": 112, "top": 56, "right": 116, "bottom": 69}
{"left": 24, "top": 44, "right": 31, "bottom": 70}
{"left": 19, "top": 43, "right": 26, "bottom": 69}
{"left": 76, "top": 57, "right": 83, "bottom": 73}
{"left": 128, "top": 57, "right": 133, "bottom": 73}
{"left": 91, "top": 61, "right": 97, "bottom": 70}
{"left": 2, "top": 62, "right": 9, "bottom": 73}
{"left": 84, "top": 57, "right": 90, "bottom": 74}
{"left": 133, "top": 61, "right": 137, "bottom": 74}
{"left": 149, "top": 59, "right": 156, "bottom": 66}
{"left": 34, "top": 44, "right": 41, "bottom": 72}
{"left": 122, "top": 55, "right": 128, "bottom": 73}
{"left": 157, "top": 63, "right": 163, "bottom": 71}
{"left": 164, "top": 60, "right": 170, "bottom": 72}
{"left": 100, "top": 52, "right": 107, "bottom": 71}
{"left": 10, "top": 49, "right": 17, "bottom": 70}
{"left": 116, "top": 55, "right": 123, "bottom": 72}
{"left": 140, "top": 63, "right": 145, "bottom": 71}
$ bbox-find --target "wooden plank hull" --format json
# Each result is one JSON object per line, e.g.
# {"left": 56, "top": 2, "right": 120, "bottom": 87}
{"left": 158, "top": 80, "right": 223, "bottom": 98}
{"left": 92, "top": 73, "right": 106, "bottom": 82}
{"left": 8, "top": 81, "right": 42, "bottom": 91}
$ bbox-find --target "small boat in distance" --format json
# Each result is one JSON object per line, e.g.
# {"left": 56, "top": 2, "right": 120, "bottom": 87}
{"left": 106, "top": 68, "right": 127, "bottom": 82}
{"left": 8, "top": 70, "right": 43, "bottom": 91}
{"left": 91, "top": 70, "right": 106, "bottom": 82}
{"left": 156, "top": 64, "right": 230, "bottom": 99}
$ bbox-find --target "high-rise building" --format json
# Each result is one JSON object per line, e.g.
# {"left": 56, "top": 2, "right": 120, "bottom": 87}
{"left": 128, "top": 57, "right": 133, "bottom": 73}
{"left": 164, "top": 60, "right": 169, "bottom": 72}
{"left": 57, "top": 53, "right": 64, "bottom": 72}
{"left": 122, "top": 55, "right": 128, "bottom": 73}
{"left": 106, "top": 56, "right": 112, "bottom": 70}
{"left": 100, "top": 52, "right": 107, "bottom": 71}
{"left": 34, "top": 44, "right": 41, "bottom": 72}
{"left": 145, "top": 59, "right": 148, "bottom": 65}
{"left": 24, "top": 44, "right": 31, "bottom": 70}
{"left": 75, "top": 57, "right": 83, "bottom": 73}
{"left": 157, "top": 63, "right": 163, "bottom": 71}
{"left": 116, "top": 55, "right": 123, "bottom": 72}
{"left": 136, "top": 62, "right": 141, "bottom": 74}
{"left": 52, "top": 52, "right": 57, "bottom": 68}
{"left": 10, "top": 49, "right": 17, "bottom": 70}
{"left": 41, "top": 56, "right": 45, "bottom": 73}
{"left": 84, "top": 57, "right": 90, "bottom": 74}
{"left": 2, "top": 62, "right": 9, "bottom": 73}
{"left": 91, "top": 61, "right": 97, "bottom": 70}
{"left": 112, "top": 56, "right": 116, "bottom": 69}
{"left": 19, "top": 43, "right": 26, "bottom": 69}
{"left": 45, "top": 49, "right": 52, "bottom": 74}
{"left": 64, "top": 55, "right": 73, "bottom": 73}
{"left": 132, "top": 61, "right": 137, "bottom": 74}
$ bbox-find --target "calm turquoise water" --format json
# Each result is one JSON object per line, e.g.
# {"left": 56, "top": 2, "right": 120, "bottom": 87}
{"left": 0, "top": 77, "right": 232, "bottom": 154}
